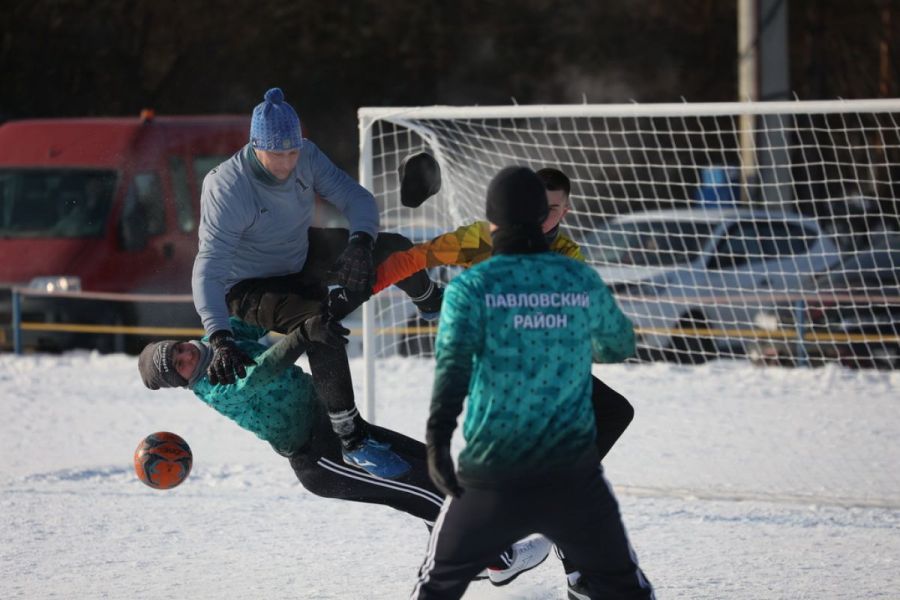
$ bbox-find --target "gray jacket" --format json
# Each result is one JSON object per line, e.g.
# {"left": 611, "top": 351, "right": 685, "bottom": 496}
{"left": 192, "top": 143, "right": 379, "bottom": 335}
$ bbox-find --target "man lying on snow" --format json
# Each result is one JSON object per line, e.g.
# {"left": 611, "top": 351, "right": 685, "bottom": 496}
{"left": 136, "top": 316, "right": 551, "bottom": 587}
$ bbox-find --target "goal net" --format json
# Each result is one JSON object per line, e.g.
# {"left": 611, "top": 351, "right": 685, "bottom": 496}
{"left": 358, "top": 100, "right": 900, "bottom": 372}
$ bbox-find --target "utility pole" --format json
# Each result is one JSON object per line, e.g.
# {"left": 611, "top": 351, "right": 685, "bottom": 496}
{"left": 880, "top": 1, "right": 893, "bottom": 98}
{"left": 738, "top": 0, "right": 758, "bottom": 200}
{"left": 758, "top": 0, "right": 792, "bottom": 205}
{"left": 738, "top": 0, "right": 791, "bottom": 204}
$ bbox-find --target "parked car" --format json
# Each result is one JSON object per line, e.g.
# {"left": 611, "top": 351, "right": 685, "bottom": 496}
{"left": 748, "top": 232, "right": 900, "bottom": 369}
{"left": 582, "top": 208, "right": 843, "bottom": 363}
{"left": 0, "top": 111, "right": 249, "bottom": 352}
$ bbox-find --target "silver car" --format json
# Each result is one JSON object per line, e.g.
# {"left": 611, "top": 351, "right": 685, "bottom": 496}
{"left": 748, "top": 232, "right": 900, "bottom": 369}
{"left": 582, "top": 208, "right": 843, "bottom": 363}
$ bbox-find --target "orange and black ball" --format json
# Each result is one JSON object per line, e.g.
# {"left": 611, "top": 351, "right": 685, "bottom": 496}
{"left": 133, "top": 432, "right": 192, "bottom": 490}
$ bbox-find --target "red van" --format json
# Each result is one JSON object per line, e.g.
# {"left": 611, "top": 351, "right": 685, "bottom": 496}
{"left": 0, "top": 111, "right": 250, "bottom": 352}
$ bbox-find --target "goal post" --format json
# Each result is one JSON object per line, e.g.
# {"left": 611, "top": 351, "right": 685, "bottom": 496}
{"left": 358, "top": 99, "right": 900, "bottom": 416}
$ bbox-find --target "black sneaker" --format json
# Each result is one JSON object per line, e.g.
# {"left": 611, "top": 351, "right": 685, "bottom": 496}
{"left": 412, "top": 282, "right": 443, "bottom": 321}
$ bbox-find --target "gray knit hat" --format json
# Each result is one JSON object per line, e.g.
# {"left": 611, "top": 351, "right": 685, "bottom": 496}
{"left": 138, "top": 340, "right": 188, "bottom": 390}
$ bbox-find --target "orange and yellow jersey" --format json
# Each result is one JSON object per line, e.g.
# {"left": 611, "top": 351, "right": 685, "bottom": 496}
{"left": 373, "top": 220, "right": 585, "bottom": 293}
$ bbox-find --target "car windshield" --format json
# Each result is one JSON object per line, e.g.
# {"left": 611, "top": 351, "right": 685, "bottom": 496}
{"left": 816, "top": 236, "right": 900, "bottom": 290}
{"left": 0, "top": 169, "right": 117, "bottom": 239}
{"left": 590, "top": 219, "right": 717, "bottom": 267}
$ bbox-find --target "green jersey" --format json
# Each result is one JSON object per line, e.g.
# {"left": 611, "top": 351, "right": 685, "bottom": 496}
{"left": 192, "top": 318, "right": 320, "bottom": 456}
{"left": 429, "top": 252, "right": 635, "bottom": 486}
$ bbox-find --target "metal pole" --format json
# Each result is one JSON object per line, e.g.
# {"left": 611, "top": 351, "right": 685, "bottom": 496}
{"left": 757, "top": 0, "right": 792, "bottom": 206}
{"left": 738, "top": 0, "right": 758, "bottom": 201}
{"left": 793, "top": 299, "right": 809, "bottom": 367}
{"left": 358, "top": 112, "right": 377, "bottom": 424}
{"left": 12, "top": 288, "right": 22, "bottom": 355}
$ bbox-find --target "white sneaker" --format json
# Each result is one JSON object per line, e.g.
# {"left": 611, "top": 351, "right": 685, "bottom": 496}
{"left": 487, "top": 535, "right": 552, "bottom": 586}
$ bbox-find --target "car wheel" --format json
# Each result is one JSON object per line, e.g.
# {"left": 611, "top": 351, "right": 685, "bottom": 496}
{"left": 668, "top": 311, "right": 716, "bottom": 364}
{"left": 397, "top": 316, "right": 436, "bottom": 357}
{"left": 864, "top": 342, "right": 900, "bottom": 370}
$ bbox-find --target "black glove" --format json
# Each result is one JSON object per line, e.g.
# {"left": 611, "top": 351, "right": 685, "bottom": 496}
{"left": 207, "top": 330, "right": 255, "bottom": 386}
{"left": 301, "top": 313, "right": 350, "bottom": 348}
{"left": 427, "top": 443, "right": 463, "bottom": 498}
{"left": 331, "top": 232, "right": 376, "bottom": 293}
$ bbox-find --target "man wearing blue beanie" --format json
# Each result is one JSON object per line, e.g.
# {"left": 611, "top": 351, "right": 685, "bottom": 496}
{"left": 249, "top": 87, "right": 304, "bottom": 153}
{"left": 191, "top": 87, "right": 434, "bottom": 479}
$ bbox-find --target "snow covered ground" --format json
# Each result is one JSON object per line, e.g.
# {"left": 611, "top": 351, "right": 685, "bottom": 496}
{"left": 1, "top": 352, "right": 898, "bottom": 599}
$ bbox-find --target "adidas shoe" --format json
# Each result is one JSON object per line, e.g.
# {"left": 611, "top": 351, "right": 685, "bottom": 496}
{"left": 487, "top": 535, "right": 552, "bottom": 587}
{"left": 342, "top": 436, "right": 411, "bottom": 479}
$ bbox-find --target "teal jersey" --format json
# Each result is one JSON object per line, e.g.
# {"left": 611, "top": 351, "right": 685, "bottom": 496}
{"left": 192, "top": 319, "right": 320, "bottom": 456}
{"left": 430, "top": 253, "right": 635, "bottom": 485}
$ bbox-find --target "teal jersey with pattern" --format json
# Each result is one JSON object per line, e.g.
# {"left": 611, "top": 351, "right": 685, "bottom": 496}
{"left": 191, "top": 319, "right": 320, "bottom": 456}
{"left": 432, "top": 253, "right": 635, "bottom": 485}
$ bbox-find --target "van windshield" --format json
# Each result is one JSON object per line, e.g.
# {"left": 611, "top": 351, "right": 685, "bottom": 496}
{"left": 0, "top": 169, "right": 117, "bottom": 238}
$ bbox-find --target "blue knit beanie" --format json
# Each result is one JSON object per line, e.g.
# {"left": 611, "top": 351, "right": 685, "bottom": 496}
{"left": 250, "top": 88, "right": 302, "bottom": 151}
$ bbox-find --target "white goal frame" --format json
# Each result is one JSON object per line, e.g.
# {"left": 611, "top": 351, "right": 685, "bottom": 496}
{"left": 358, "top": 99, "right": 900, "bottom": 421}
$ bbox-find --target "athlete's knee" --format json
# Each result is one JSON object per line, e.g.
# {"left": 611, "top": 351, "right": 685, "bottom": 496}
{"left": 376, "top": 231, "right": 414, "bottom": 256}
{"left": 293, "top": 463, "right": 342, "bottom": 499}
{"left": 592, "top": 378, "right": 634, "bottom": 426}
{"left": 616, "top": 397, "right": 635, "bottom": 426}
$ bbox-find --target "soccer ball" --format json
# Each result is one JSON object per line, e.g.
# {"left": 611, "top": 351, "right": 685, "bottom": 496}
{"left": 133, "top": 432, "right": 192, "bottom": 489}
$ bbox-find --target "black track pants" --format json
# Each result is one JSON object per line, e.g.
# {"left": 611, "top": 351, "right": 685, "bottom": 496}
{"left": 288, "top": 413, "right": 518, "bottom": 573}
{"left": 410, "top": 466, "right": 654, "bottom": 600}
{"left": 289, "top": 412, "right": 444, "bottom": 523}
{"left": 553, "top": 377, "right": 637, "bottom": 578}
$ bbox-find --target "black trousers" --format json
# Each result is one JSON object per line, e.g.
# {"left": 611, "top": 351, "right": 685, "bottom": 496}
{"left": 538, "top": 376, "right": 636, "bottom": 577}
{"left": 289, "top": 410, "right": 444, "bottom": 522}
{"left": 289, "top": 412, "right": 520, "bottom": 572}
{"left": 284, "top": 377, "right": 633, "bottom": 523}
{"left": 410, "top": 466, "right": 655, "bottom": 600}
{"left": 226, "top": 227, "right": 432, "bottom": 333}
{"left": 225, "top": 228, "right": 434, "bottom": 429}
